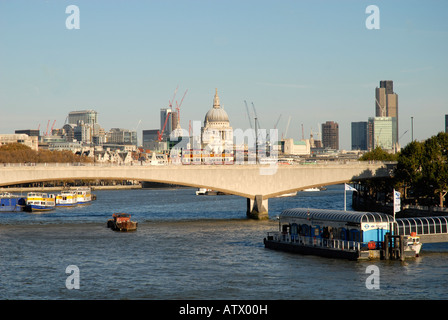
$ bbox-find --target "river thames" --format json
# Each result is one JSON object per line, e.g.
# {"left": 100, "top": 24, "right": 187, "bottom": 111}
{"left": 0, "top": 184, "right": 447, "bottom": 301}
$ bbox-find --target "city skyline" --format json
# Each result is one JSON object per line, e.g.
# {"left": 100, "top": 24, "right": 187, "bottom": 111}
{"left": 1, "top": 0, "right": 447, "bottom": 150}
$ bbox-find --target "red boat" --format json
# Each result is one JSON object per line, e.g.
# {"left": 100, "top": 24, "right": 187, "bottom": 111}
{"left": 107, "top": 213, "right": 138, "bottom": 232}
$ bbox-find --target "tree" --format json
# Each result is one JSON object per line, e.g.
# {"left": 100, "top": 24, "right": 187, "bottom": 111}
{"left": 394, "top": 132, "right": 448, "bottom": 207}
{"left": 422, "top": 132, "right": 448, "bottom": 207}
{"left": 359, "top": 146, "right": 398, "bottom": 161}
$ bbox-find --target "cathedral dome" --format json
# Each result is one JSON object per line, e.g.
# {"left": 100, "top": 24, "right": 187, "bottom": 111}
{"left": 204, "top": 89, "right": 230, "bottom": 124}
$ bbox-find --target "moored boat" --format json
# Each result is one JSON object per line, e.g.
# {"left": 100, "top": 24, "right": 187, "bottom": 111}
{"left": 73, "top": 187, "right": 92, "bottom": 204}
{"left": 0, "top": 192, "right": 27, "bottom": 212}
{"left": 406, "top": 232, "right": 422, "bottom": 257}
{"left": 107, "top": 213, "right": 138, "bottom": 232}
{"left": 25, "top": 192, "right": 56, "bottom": 212}
{"left": 264, "top": 208, "right": 421, "bottom": 260}
{"left": 195, "top": 188, "right": 226, "bottom": 195}
{"left": 56, "top": 190, "right": 78, "bottom": 207}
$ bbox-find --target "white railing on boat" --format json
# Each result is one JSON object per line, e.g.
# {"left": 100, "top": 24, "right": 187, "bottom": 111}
{"left": 267, "top": 232, "right": 361, "bottom": 252}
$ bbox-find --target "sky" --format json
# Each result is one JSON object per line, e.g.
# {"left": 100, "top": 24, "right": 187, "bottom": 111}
{"left": 0, "top": 0, "right": 447, "bottom": 150}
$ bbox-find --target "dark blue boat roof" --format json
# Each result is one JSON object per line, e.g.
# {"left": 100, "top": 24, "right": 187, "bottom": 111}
{"left": 280, "top": 208, "right": 394, "bottom": 224}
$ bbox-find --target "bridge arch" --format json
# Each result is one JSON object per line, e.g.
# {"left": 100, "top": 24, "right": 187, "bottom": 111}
{"left": 0, "top": 162, "right": 395, "bottom": 218}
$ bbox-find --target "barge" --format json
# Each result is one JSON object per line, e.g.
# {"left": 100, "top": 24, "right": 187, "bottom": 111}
{"left": 107, "top": 213, "right": 138, "bottom": 232}
{"left": 0, "top": 192, "right": 26, "bottom": 212}
{"left": 264, "top": 208, "right": 421, "bottom": 261}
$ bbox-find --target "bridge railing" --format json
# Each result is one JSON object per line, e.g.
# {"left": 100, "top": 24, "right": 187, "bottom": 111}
{"left": 267, "top": 232, "right": 361, "bottom": 252}
{"left": 0, "top": 160, "right": 395, "bottom": 168}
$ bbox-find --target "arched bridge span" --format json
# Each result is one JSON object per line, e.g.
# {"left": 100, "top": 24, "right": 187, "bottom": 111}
{"left": 0, "top": 162, "right": 395, "bottom": 218}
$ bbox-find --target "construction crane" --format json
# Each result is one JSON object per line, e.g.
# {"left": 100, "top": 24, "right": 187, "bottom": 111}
{"left": 157, "top": 112, "right": 171, "bottom": 142}
{"left": 244, "top": 101, "right": 253, "bottom": 129}
{"left": 169, "top": 86, "right": 179, "bottom": 108}
{"left": 251, "top": 102, "right": 261, "bottom": 129}
{"left": 175, "top": 89, "right": 188, "bottom": 123}
{"left": 283, "top": 116, "right": 291, "bottom": 139}
{"left": 274, "top": 114, "right": 282, "bottom": 129}
{"left": 45, "top": 120, "right": 50, "bottom": 136}
{"left": 375, "top": 97, "right": 386, "bottom": 117}
{"left": 50, "top": 120, "right": 56, "bottom": 134}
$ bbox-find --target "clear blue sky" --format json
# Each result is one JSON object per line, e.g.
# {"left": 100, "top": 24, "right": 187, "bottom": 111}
{"left": 1, "top": 0, "right": 447, "bottom": 149}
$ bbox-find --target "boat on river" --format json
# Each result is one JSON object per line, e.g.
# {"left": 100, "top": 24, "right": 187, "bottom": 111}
{"left": 195, "top": 188, "right": 226, "bottom": 195}
{"left": 56, "top": 191, "right": 78, "bottom": 207}
{"left": 0, "top": 192, "right": 27, "bottom": 212}
{"left": 73, "top": 187, "right": 92, "bottom": 204}
{"left": 264, "top": 208, "right": 422, "bottom": 260}
{"left": 107, "top": 213, "right": 138, "bottom": 232}
{"left": 25, "top": 192, "right": 56, "bottom": 212}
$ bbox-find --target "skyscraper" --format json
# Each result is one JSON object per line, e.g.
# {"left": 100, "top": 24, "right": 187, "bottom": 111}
{"left": 351, "top": 121, "right": 368, "bottom": 150}
{"left": 445, "top": 114, "right": 448, "bottom": 133}
{"left": 322, "top": 121, "right": 339, "bottom": 150}
{"left": 368, "top": 117, "right": 393, "bottom": 150}
{"left": 375, "top": 81, "right": 398, "bottom": 149}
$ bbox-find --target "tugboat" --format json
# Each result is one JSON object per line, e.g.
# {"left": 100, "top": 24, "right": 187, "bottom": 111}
{"left": 107, "top": 213, "right": 138, "bottom": 232}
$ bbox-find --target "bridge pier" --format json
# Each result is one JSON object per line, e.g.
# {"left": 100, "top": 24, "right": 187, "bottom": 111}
{"left": 247, "top": 195, "right": 269, "bottom": 220}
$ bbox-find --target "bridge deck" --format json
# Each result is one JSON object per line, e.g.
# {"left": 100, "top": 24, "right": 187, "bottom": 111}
{"left": 397, "top": 216, "right": 448, "bottom": 243}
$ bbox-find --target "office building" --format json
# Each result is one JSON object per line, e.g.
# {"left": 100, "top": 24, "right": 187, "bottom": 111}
{"left": 368, "top": 117, "right": 393, "bottom": 150}
{"left": 375, "top": 81, "right": 398, "bottom": 147}
{"left": 445, "top": 114, "right": 448, "bottom": 133}
{"left": 322, "top": 121, "right": 339, "bottom": 150}
{"left": 68, "top": 110, "right": 98, "bottom": 125}
{"left": 351, "top": 121, "right": 368, "bottom": 150}
{"left": 107, "top": 128, "right": 137, "bottom": 146}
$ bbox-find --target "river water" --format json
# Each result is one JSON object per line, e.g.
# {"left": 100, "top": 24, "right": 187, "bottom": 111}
{"left": 0, "top": 184, "right": 447, "bottom": 301}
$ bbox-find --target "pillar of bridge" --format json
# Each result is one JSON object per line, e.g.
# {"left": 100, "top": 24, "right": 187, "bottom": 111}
{"left": 247, "top": 195, "right": 269, "bottom": 220}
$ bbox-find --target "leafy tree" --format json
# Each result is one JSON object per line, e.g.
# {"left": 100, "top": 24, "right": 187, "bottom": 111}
{"left": 0, "top": 143, "right": 92, "bottom": 163}
{"left": 394, "top": 132, "right": 448, "bottom": 207}
{"left": 359, "top": 146, "right": 398, "bottom": 161}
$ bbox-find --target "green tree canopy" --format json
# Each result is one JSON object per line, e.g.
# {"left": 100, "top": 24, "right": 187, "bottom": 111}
{"left": 359, "top": 146, "right": 398, "bottom": 161}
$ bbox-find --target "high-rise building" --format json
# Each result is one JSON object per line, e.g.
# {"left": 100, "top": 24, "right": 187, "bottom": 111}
{"left": 160, "top": 108, "right": 172, "bottom": 139}
{"left": 445, "top": 114, "right": 448, "bottom": 133}
{"left": 68, "top": 110, "right": 98, "bottom": 125}
{"left": 322, "top": 121, "right": 339, "bottom": 150}
{"left": 351, "top": 121, "right": 368, "bottom": 150}
{"left": 375, "top": 81, "right": 398, "bottom": 148}
{"left": 368, "top": 117, "right": 393, "bottom": 150}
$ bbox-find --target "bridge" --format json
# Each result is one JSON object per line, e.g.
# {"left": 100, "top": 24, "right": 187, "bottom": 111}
{"left": 0, "top": 161, "right": 395, "bottom": 219}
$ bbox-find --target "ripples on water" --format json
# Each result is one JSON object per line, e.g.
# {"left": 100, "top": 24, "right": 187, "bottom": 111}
{"left": 0, "top": 185, "right": 447, "bottom": 300}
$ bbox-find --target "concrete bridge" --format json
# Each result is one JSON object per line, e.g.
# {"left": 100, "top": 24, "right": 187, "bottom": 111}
{"left": 0, "top": 161, "right": 395, "bottom": 219}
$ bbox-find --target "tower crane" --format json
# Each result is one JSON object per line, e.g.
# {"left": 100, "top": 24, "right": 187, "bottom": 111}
{"left": 169, "top": 86, "right": 179, "bottom": 108}
{"left": 45, "top": 120, "right": 50, "bottom": 136}
{"left": 175, "top": 89, "right": 188, "bottom": 123}
{"left": 375, "top": 97, "right": 386, "bottom": 117}
{"left": 274, "top": 114, "right": 282, "bottom": 129}
{"left": 244, "top": 101, "right": 253, "bottom": 129}
{"left": 283, "top": 116, "right": 291, "bottom": 139}
{"left": 50, "top": 120, "right": 56, "bottom": 135}
{"left": 251, "top": 102, "right": 261, "bottom": 129}
{"left": 157, "top": 113, "right": 171, "bottom": 142}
